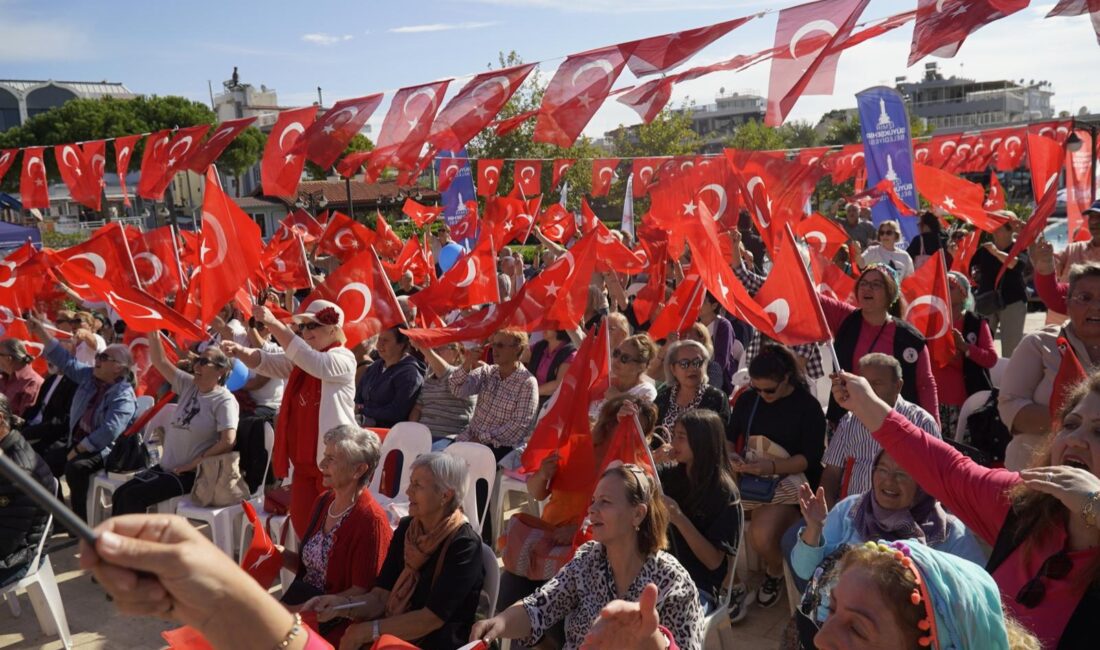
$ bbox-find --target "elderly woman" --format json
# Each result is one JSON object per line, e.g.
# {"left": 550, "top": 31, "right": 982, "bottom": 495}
{"left": 591, "top": 334, "right": 658, "bottom": 419}
{"left": 281, "top": 426, "right": 392, "bottom": 645}
{"left": 0, "top": 338, "right": 43, "bottom": 417}
{"left": 222, "top": 300, "right": 357, "bottom": 537}
{"left": 933, "top": 271, "right": 997, "bottom": 435}
{"left": 832, "top": 369, "right": 1100, "bottom": 648}
{"left": 110, "top": 333, "right": 239, "bottom": 516}
{"left": 26, "top": 311, "right": 136, "bottom": 523}
{"left": 654, "top": 340, "right": 730, "bottom": 438}
{"left": 999, "top": 263, "right": 1100, "bottom": 469}
{"left": 408, "top": 341, "right": 476, "bottom": 443}
{"left": 854, "top": 219, "right": 915, "bottom": 279}
{"left": 303, "top": 452, "right": 484, "bottom": 650}
{"left": 474, "top": 464, "right": 705, "bottom": 650}
{"left": 355, "top": 327, "right": 425, "bottom": 428}
{"left": 0, "top": 394, "right": 53, "bottom": 588}
{"left": 683, "top": 322, "right": 741, "bottom": 394}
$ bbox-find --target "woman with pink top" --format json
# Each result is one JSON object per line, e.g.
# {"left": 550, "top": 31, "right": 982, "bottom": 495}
{"left": 830, "top": 369, "right": 1100, "bottom": 649}
{"left": 932, "top": 272, "right": 998, "bottom": 436}
{"left": 820, "top": 263, "right": 939, "bottom": 425}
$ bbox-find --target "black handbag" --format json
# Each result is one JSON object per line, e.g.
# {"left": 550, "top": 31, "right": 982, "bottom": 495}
{"left": 104, "top": 432, "right": 151, "bottom": 473}
{"left": 736, "top": 395, "right": 781, "bottom": 502}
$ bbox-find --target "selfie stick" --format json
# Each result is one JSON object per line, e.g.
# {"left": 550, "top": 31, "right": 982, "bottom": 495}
{"left": 0, "top": 449, "right": 98, "bottom": 546}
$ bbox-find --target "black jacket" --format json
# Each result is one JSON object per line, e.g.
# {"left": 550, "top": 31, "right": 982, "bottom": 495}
{"left": 21, "top": 373, "right": 78, "bottom": 427}
{"left": 0, "top": 430, "right": 53, "bottom": 571}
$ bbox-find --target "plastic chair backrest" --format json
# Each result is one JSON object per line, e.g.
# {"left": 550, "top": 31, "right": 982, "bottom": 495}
{"left": 369, "top": 422, "right": 431, "bottom": 499}
{"left": 134, "top": 395, "right": 155, "bottom": 419}
{"left": 443, "top": 441, "right": 497, "bottom": 533}
{"left": 25, "top": 476, "right": 59, "bottom": 576}
{"left": 142, "top": 403, "right": 177, "bottom": 445}
{"left": 955, "top": 389, "right": 992, "bottom": 442}
{"left": 480, "top": 542, "right": 500, "bottom": 618}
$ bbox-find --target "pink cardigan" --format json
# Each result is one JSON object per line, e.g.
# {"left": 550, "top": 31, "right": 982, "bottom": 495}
{"left": 873, "top": 411, "right": 1100, "bottom": 648}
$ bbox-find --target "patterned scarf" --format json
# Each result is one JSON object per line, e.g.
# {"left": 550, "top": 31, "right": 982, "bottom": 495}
{"left": 384, "top": 509, "right": 466, "bottom": 617}
{"left": 851, "top": 458, "right": 949, "bottom": 545}
{"left": 661, "top": 383, "right": 704, "bottom": 431}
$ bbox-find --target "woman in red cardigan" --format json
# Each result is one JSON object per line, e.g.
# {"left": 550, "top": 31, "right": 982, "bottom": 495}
{"left": 830, "top": 369, "right": 1100, "bottom": 649}
{"left": 280, "top": 425, "right": 392, "bottom": 645}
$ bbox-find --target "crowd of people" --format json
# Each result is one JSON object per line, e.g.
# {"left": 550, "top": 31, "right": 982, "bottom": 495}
{"left": 3, "top": 199, "right": 1100, "bottom": 650}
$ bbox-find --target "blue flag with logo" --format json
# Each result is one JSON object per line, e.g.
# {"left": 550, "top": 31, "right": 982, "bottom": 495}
{"left": 857, "top": 86, "right": 919, "bottom": 241}
{"left": 435, "top": 148, "right": 476, "bottom": 223}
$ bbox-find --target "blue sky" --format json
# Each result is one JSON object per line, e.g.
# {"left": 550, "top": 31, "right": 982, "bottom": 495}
{"left": 2, "top": 0, "right": 1099, "bottom": 137}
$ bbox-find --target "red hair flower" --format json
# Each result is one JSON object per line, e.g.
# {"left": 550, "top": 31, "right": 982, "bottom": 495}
{"left": 315, "top": 307, "right": 340, "bottom": 326}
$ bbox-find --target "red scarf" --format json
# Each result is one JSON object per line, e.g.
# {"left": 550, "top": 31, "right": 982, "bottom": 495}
{"left": 272, "top": 344, "right": 333, "bottom": 477}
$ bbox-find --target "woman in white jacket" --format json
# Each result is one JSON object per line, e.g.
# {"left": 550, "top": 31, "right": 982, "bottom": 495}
{"left": 222, "top": 299, "right": 357, "bottom": 537}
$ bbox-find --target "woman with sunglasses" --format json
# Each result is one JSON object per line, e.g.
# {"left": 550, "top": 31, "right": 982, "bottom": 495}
{"left": 654, "top": 340, "right": 730, "bottom": 441}
{"left": 222, "top": 300, "right": 357, "bottom": 538}
{"left": 592, "top": 334, "right": 659, "bottom": 419}
{"left": 831, "top": 369, "right": 1100, "bottom": 649}
{"left": 111, "top": 332, "right": 239, "bottom": 516}
{"left": 853, "top": 220, "right": 915, "bottom": 279}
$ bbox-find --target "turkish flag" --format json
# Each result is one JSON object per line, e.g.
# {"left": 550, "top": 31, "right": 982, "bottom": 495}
{"left": 19, "top": 147, "right": 49, "bottom": 209}
{"left": 293, "top": 94, "right": 382, "bottom": 169}
{"left": 1051, "top": 336, "right": 1088, "bottom": 422}
{"left": 1066, "top": 129, "right": 1095, "bottom": 243}
{"left": 633, "top": 240, "right": 668, "bottom": 324}
{"left": 131, "top": 226, "right": 184, "bottom": 301}
{"left": 272, "top": 209, "right": 324, "bottom": 245}
{"left": 428, "top": 63, "right": 536, "bottom": 152}
{"left": 552, "top": 159, "right": 575, "bottom": 188}
{"left": 927, "top": 135, "right": 959, "bottom": 169}
{"left": 810, "top": 249, "right": 857, "bottom": 304}
{"left": 766, "top": 0, "right": 870, "bottom": 126}
{"left": 631, "top": 158, "right": 662, "bottom": 198}
{"left": 0, "top": 242, "right": 44, "bottom": 315}
{"left": 1030, "top": 120, "right": 1074, "bottom": 145}
{"left": 262, "top": 234, "right": 314, "bottom": 291}
{"left": 493, "top": 109, "right": 538, "bottom": 137}
{"left": 54, "top": 141, "right": 106, "bottom": 211}
{"left": 410, "top": 233, "right": 499, "bottom": 317}
{"left": 912, "top": 141, "right": 932, "bottom": 167}
{"left": 990, "top": 128, "right": 1028, "bottom": 171}
{"left": 520, "top": 320, "right": 610, "bottom": 492}
{"left": 240, "top": 501, "right": 283, "bottom": 588}
{"left": 185, "top": 116, "right": 257, "bottom": 173}
{"left": 262, "top": 105, "right": 318, "bottom": 198}
{"left": 477, "top": 159, "right": 503, "bottom": 197}
{"left": 367, "top": 81, "right": 450, "bottom": 180}
{"left": 1028, "top": 132, "right": 1066, "bottom": 204}
{"left": 626, "top": 17, "right": 753, "bottom": 77}
{"left": 950, "top": 229, "right": 981, "bottom": 274}
{"left": 513, "top": 160, "right": 542, "bottom": 197}
{"left": 194, "top": 169, "right": 263, "bottom": 327}
{"left": 450, "top": 200, "right": 480, "bottom": 242}
{"left": 827, "top": 144, "right": 865, "bottom": 183}
{"left": 984, "top": 170, "right": 1007, "bottom": 211}
{"left": 372, "top": 212, "right": 404, "bottom": 260}
{"left": 112, "top": 134, "right": 140, "bottom": 207}
{"left": 796, "top": 213, "right": 849, "bottom": 260}
{"left": 0, "top": 149, "right": 16, "bottom": 184}
{"left": 617, "top": 78, "right": 675, "bottom": 124}
{"left": 55, "top": 222, "right": 140, "bottom": 298}
{"left": 602, "top": 412, "right": 657, "bottom": 477}
{"left": 591, "top": 158, "right": 620, "bottom": 197}
{"left": 900, "top": 251, "right": 956, "bottom": 368}
{"left": 510, "top": 230, "right": 599, "bottom": 331}
{"left": 914, "top": 162, "right": 1009, "bottom": 233}
{"left": 137, "top": 125, "right": 210, "bottom": 201}
{"left": 105, "top": 286, "right": 206, "bottom": 341}
{"left": 485, "top": 195, "right": 537, "bottom": 246}
{"left": 436, "top": 156, "right": 464, "bottom": 193}
{"left": 593, "top": 221, "right": 646, "bottom": 274}
{"left": 303, "top": 247, "right": 405, "bottom": 348}
{"left": 382, "top": 235, "right": 433, "bottom": 285}
{"left": 316, "top": 211, "right": 376, "bottom": 262}
{"left": 534, "top": 44, "right": 635, "bottom": 147}
{"left": 726, "top": 149, "right": 824, "bottom": 251}
{"left": 754, "top": 224, "right": 831, "bottom": 346}
{"left": 909, "top": 0, "right": 1027, "bottom": 65}
{"left": 1047, "top": 0, "right": 1100, "bottom": 45}
{"left": 649, "top": 274, "right": 706, "bottom": 340}
{"left": 402, "top": 198, "right": 442, "bottom": 229}
{"left": 537, "top": 203, "right": 576, "bottom": 244}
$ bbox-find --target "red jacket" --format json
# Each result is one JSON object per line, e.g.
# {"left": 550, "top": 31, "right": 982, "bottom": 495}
{"left": 301, "top": 488, "right": 392, "bottom": 593}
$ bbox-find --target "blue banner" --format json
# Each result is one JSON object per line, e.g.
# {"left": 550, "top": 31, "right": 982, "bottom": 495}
{"left": 857, "top": 87, "right": 919, "bottom": 241}
{"left": 435, "top": 148, "right": 476, "bottom": 224}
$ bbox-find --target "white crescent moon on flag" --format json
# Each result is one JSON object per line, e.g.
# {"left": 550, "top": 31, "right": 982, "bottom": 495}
{"left": 764, "top": 298, "right": 791, "bottom": 334}
{"left": 1005, "top": 136, "right": 1021, "bottom": 152}
{"left": 334, "top": 228, "right": 358, "bottom": 250}
{"left": 699, "top": 183, "right": 728, "bottom": 221}
{"left": 454, "top": 258, "right": 478, "bottom": 288}
{"left": 211, "top": 127, "right": 235, "bottom": 142}
{"left": 338, "top": 282, "right": 373, "bottom": 322}
{"left": 403, "top": 87, "right": 439, "bottom": 117}
{"left": 444, "top": 163, "right": 460, "bottom": 179}
{"left": 1038, "top": 127, "right": 1053, "bottom": 138}
{"left": 69, "top": 252, "right": 107, "bottom": 278}
{"left": 134, "top": 252, "right": 164, "bottom": 285}
{"left": 598, "top": 167, "right": 614, "bottom": 181}
{"left": 61, "top": 146, "right": 81, "bottom": 169}
{"left": 0, "top": 261, "right": 17, "bottom": 288}
{"left": 639, "top": 165, "right": 655, "bottom": 183}
{"left": 936, "top": 0, "right": 947, "bottom": 12}
{"left": 746, "top": 176, "right": 770, "bottom": 227}
{"left": 128, "top": 336, "right": 149, "bottom": 352}
{"left": 906, "top": 295, "right": 951, "bottom": 339}
{"left": 559, "top": 251, "right": 576, "bottom": 276}
{"left": 118, "top": 146, "right": 131, "bottom": 164}
{"left": 28, "top": 156, "right": 46, "bottom": 177}
{"left": 0, "top": 152, "right": 9, "bottom": 167}
{"left": 329, "top": 106, "right": 360, "bottom": 127}
{"left": 279, "top": 122, "right": 306, "bottom": 151}
{"left": 0, "top": 306, "right": 14, "bottom": 324}
{"left": 201, "top": 211, "right": 229, "bottom": 268}
{"left": 91, "top": 154, "right": 106, "bottom": 175}
{"left": 680, "top": 161, "right": 694, "bottom": 171}
{"left": 107, "top": 292, "right": 163, "bottom": 322}
{"left": 570, "top": 59, "right": 615, "bottom": 87}
{"left": 153, "top": 136, "right": 168, "bottom": 154}
{"left": 168, "top": 136, "right": 194, "bottom": 160}
{"left": 804, "top": 231, "right": 827, "bottom": 252}
{"left": 520, "top": 166, "right": 536, "bottom": 180}
{"left": 485, "top": 166, "right": 500, "bottom": 183}
{"left": 473, "top": 75, "right": 512, "bottom": 101}
{"left": 789, "top": 20, "right": 839, "bottom": 58}
{"left": 1043, "top": 173, "right": 1059, "bottom": 195}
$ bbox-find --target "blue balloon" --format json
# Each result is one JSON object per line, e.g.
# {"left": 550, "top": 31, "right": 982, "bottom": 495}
{"left": 225, "top": 358, "right": 250, "bottom": 392}
{"left": 438, "top": 242, "right": 465, "bottom": 273}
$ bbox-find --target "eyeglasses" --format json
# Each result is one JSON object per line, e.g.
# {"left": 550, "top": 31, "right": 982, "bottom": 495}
{"left": 95, "top": 353, "right": 119, "bottom": 364}
{"left": 1015, "top": 550, "right": 1072, "bottom": 608}
{"left": 193, "top": 357, "right": 227, "bottom": 369}
{"left": 872, "top": 465, "right": 915, "bottom": 483}
{"left": 612, "top": 350, "right": 645, "bottom": 364}
{"left": 673, "top": 358, "right": 706, "bottom": 370}
{"left": 859, "top": 279, "right": 888, "bottom": 291}
{"left": 751, "top": 378, "right": 785, "bottom": 395}
{"left": 297, "top": 322, "right": 325, "bottom": 332}
{"left": 878, "top": 230, "right": 897, "bottom": 238}
{"left": 1068, "top": 293, "right": 1100, "bottom": 308}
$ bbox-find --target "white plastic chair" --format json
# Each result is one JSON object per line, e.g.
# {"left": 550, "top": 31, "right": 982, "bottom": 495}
{"left": 134, "top": 395, "right": 155, "bottom": 418}
{"left": 175, "top": 421, "right": 275, "bottom": 558}
{"left": 370, "top": 422, "right": 432, "bottom": 507}
{"left": 954, "top": 389, "right": 992, "bottom": 442}
{"left": 990, "top": 357, "right": 1009, "bottom": 389}
{"left": 238, "top": 510, "right": 298, "bottom": 596}
{"left": 89, "top": 403, "right": 178, "bottom": 526}
{"left": 444, "top": 442, "right": 497, "bottom": 535}
{"left": 1, "top": 478, "right": 72, "bottom": 649}
{"left": 702, "top": 502, "right": 745, "bottom": 648}
{"left": 479, "top": 543, "right": 500, "bottom": 620}
{"left": 490, "top": 470, "right": 545, "bottom": 548}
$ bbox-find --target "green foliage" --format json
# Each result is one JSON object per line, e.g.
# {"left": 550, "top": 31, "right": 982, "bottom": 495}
{"left": 609, "top": 107, "right": 700, "bottom": 158}
{"left": 305, "top": 133, "right": 374, "bottom": 181}
{"left": 41, "top": 228, "right": 88, "bottom": 248}
{"left": 724, "top": 120, "right": 787, "bottom": 151}
{"left": 219, "top": 126, "right": 266, "bottom": 180}
{"left": 777, "top": 120, "right": 819, "bottom": 148}
{"left": 822, "top": 115, "right": 861, "bottom": 146}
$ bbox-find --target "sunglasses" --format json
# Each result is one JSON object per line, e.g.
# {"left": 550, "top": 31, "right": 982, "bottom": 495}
{"left": 297, "top": 322, "right": 325, "bottom": 332}
{"left": 1016, "top": 550, "right": 1072, "bottom": 608}
{"left": 612, "top": 350, "right": 645, "bottom": 364}
{"left": 673, "top": 358, "right": 706, "bottom": 370}
{"left": 878, "top": 231, "right": 897, "bottom": 237}
{"left": 193, "top": 357, "right": 227, "bottom": 369}
{"left": 95, "top": 353, "right": 120, "bottom": 364}
{"left": 491, "top": 341, "right": 519, "bottom": 349}
{"left": 751, "top": 377, "right": 785, "bottom": 395}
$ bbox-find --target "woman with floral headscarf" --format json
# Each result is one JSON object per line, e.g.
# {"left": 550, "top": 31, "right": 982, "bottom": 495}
{"left": 932, "top": 271, "right": 997, "bottom": 435}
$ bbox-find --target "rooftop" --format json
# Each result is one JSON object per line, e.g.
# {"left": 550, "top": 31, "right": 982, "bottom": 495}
{"left": 0, "top": 80, "right": 136, "bottom": 98}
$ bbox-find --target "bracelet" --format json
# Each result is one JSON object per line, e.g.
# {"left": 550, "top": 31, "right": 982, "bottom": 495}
{"left": 274, "top": 613, "right": 302, "bottom": 650}
{"left": 1084, "top": 491, "right": 1100, "bottom": 529}
{"left": 372, "top": 620, "right": 381, "bottom": 641}
{"left": 769, "top": 460, "right": 777, "bottom": 475}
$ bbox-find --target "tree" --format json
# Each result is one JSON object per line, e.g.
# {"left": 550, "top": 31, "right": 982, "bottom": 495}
{"left": 778, "top": 120, "right": 819, "bottom": 148}
{"left": 219, "top": 127, "right": 265, "bottom": 196}
{"left": 725, "top": 119, "right": 786, "bottom": 151}
{"left": 609, "top": 106, "right": 700, "bottom": 159}
{"left": 304, "top": 133, "right": 373, "bottom": 181}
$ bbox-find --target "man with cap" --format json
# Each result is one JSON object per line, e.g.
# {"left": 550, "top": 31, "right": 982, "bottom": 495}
{"left": 0, "top": 338, "right": 44, "bottom": 417}
{"left": 24, "top": 312, "right": 137, "bottom": 523}
{"left": 1050, "top": 199, "right": 1100, "bottom": 322}
{"left": 221, "top": 299, "right": 357, "bottom": 537}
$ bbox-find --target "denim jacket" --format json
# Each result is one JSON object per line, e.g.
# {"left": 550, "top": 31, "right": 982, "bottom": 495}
{"left": 44, "top": 340, "right": 136, "bottom": 456}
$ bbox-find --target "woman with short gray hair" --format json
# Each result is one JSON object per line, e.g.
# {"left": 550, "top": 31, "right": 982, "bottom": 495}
{"left": 655, "top": 340, "right": 729, "bottom": 436}
{"left": 303, "top": 451, "right": 485, "bottom": 649}
{"left": 0, "top": 338, "right": 43, "bottom": 417}
{"left": 279, "top": 425, "right": 393, "bottom": 647}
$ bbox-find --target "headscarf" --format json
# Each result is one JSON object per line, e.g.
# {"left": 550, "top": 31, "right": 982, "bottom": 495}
{"left": 946, "top": 271, "right": 975, "bottom": 313}
{"left": 871, "top": 540, "right": 1010, "bottom": 650}
{"left": 851, "top": 451, "right": 950, "bottom": 545}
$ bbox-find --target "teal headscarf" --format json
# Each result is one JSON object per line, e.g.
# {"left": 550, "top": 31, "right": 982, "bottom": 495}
{"left": 873, "top": 540, "right": 1010, "bottom": 650}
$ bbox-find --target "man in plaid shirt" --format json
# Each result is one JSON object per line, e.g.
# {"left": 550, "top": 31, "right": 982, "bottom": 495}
{"left": 448, "top": 329, "right": 539, "bottom": 461}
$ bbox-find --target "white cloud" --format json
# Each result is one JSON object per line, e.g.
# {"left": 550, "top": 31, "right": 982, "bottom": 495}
{"left": 460, "top": 0, "right": 768, "bottom": 13}
{"left": 0, "top": 13, "right": 92, "bottom": 62}
{"left": 389, "top": 21, "right": 500, "bottom": 34}
{"left": 300, "top": 33, "right": 354, "bottom": 46}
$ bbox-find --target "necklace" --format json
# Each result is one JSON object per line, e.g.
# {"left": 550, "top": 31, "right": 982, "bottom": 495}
{"left": 327, "top": 498, "right": 354, "bottom": 519}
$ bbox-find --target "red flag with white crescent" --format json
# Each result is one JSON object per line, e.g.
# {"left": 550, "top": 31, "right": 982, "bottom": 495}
{"left": 477, "top": 159, "right": 503, "bottom": 197}
{"left": 512, "top": 159, "right": 542, "bottom": 196}
{"left": 648, "top": 274, "right": 705, "bottom": 341}
{"left": 950, "top": 229, "right": 981, "bottom": 275}
{"left": 113, "top": 134, "right": 140, "bottom": 207}
{"left": 552, "top": 159, "right": 575, "bottom": 188}
{"left": 187, "top": 116, "right": 257, "bottom": 173}
{"left": 537, "top": 203, "right": 576, "bottom": 244}
{"left": 449, "top": 200, "right": 480, "bottom": 242}
{"left": 402, "top": 197, "right": 443, "bottom": 229}
{"left": 373, "top": 211, "right": 404, "bottom": 259}
{"left": 534, "top": 44, "right": 634, "bottom": 147}
{"left": 626, "top": 16, "right": 754, "bottom": 77}
{"left": 810, "top": 248, "right": 857, "bottom": 304}
{"left": 55, "top": 141, "right": 107, "bottom": 210}
{"left": 261, "top": 105, "right": 318, "bottom": 198}
{"left": 240, "top": 501, "right": 284, "bottom": 588}
{"left": 591, "top": 158, "right": 620, "bottom": 197}
{"left": 909, "top": 0, "right": 1027, "bottom": 66}
{"left": 795, "top": 213, "right": 850, "bottom": 260}
{"left": 302, "top": 247, "right": 405, "bottom": 348}
{"left": 753, "top": 224, "right": 831, "bottom": 346}
{"left": 382, "top": 235, "right": 434, "bottom": 285}
{"left": 367, "top": 81, "right": 450, "bottom": 180}
{"left": 137, "top": 125, "right": 210, "bottom": 201}
{"left": 316, "top": 211, "right": 377, "bottom": 262}
{"left": 292, "top": 94, "right": 383, "bottom": 169}
{"left": 410, "top": 233, "right": 499, "bottom": 317}
{"left": 19, "top": 147, "right": 49, "bottom": 209}
{"left": 428, "top": 63, "right": 536, "bottom": 152}
{"left": 984, "top": 170, "right": 1007, "bottom": 211}
{"left": 0, "top": 149, "right": 17, "bottom": 184}
{"left": 901, "top": 250, "right": 956, "bottom": 368}
{"left": 131, "top": 226, "right": 184, "bottom": 301}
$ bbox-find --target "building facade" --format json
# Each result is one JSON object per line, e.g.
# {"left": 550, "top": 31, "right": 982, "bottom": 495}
{"left": 896, "top": 63, "right": 1054, "bottom": 131}
{"left": 0, "top": 79, "right": 136, "bottom": 132}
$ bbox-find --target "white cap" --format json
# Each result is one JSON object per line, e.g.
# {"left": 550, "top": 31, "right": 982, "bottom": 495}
{"left": 292, "top": 299, "right": 344, "bottom": 328}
